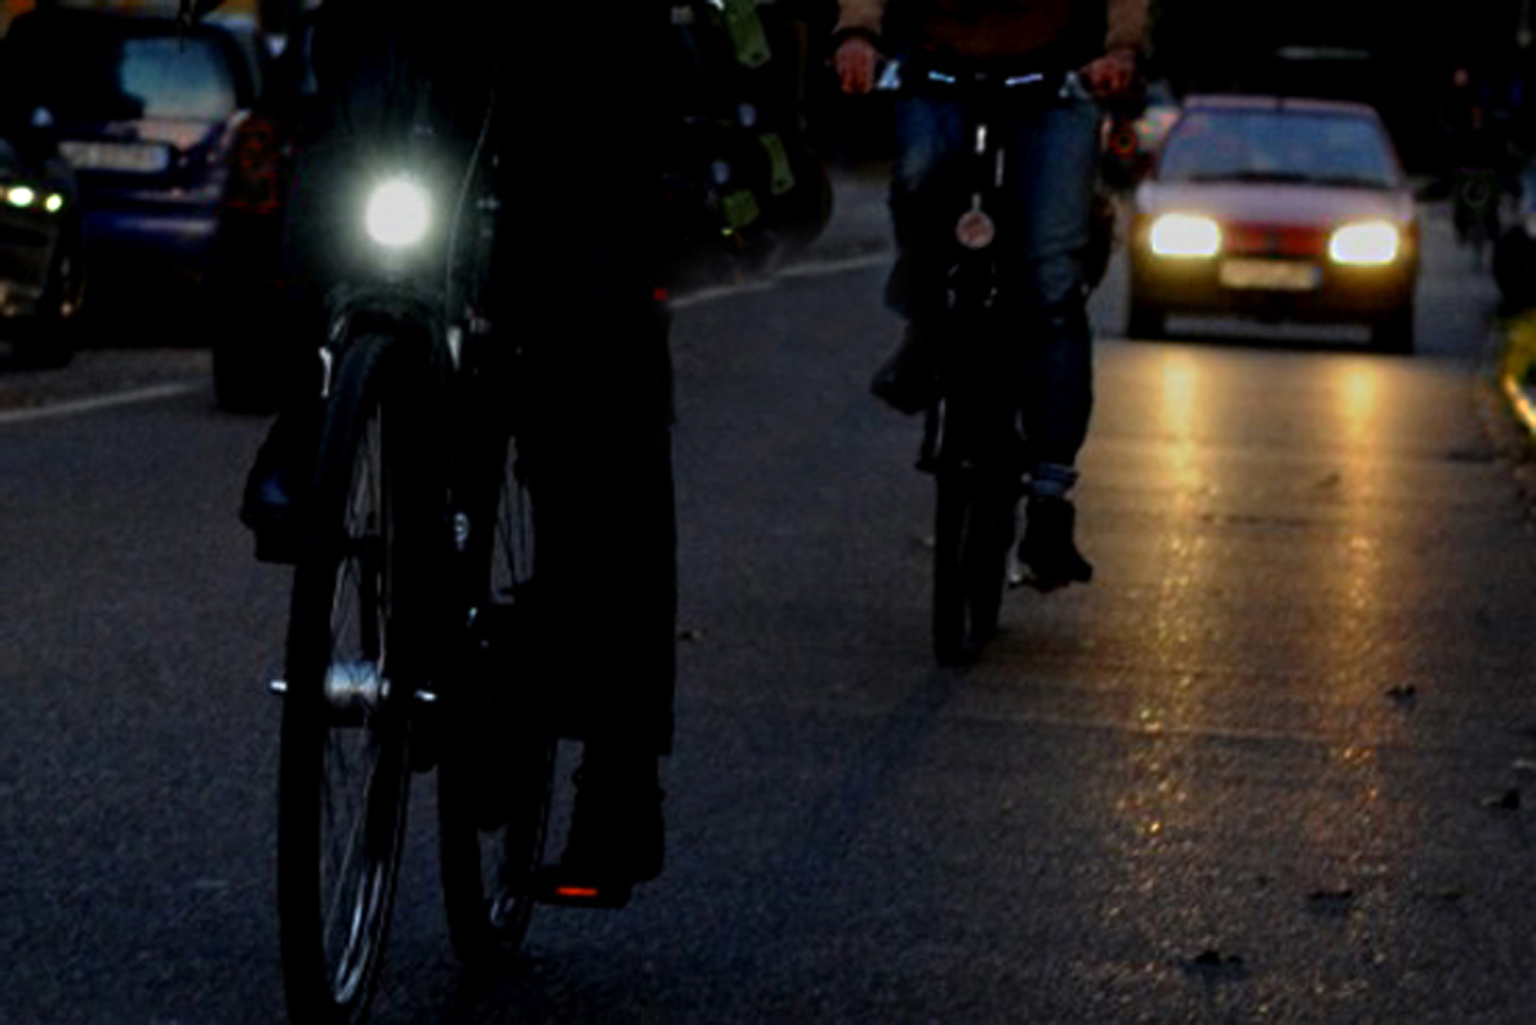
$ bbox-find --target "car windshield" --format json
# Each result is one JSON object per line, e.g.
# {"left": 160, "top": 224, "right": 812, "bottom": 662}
{"left": 1159, "top": 108, "right": 1399, "bottom": 188}
{"left": 119, "top": 37, "right": 240, "bottom": 119}
{"left": 10, "top": 28, "right": 240, "bottom": 123}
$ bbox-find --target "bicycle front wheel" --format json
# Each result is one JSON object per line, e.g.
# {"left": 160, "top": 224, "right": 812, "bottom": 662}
{"left": 933, "top": 469, "right": 1015, "bottom": 666}
{"left": 439, "top": 427, "right": 555, "bottom": 967}
{"left": 278, "top": 333, "right": 431, "bottom": 1024}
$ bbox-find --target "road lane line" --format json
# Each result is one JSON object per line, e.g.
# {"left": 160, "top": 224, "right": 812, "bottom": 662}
{"left": 672, "top": 252, "right": 889, "bottom": 310}
{"left": 776, "top": 252, "right": 889, "bottom": 279}
{"left": 0, "top": 382, "right": 201, "bottom": 427}
{"left": 0, "top": 256, "right": 889, "bottom": 422}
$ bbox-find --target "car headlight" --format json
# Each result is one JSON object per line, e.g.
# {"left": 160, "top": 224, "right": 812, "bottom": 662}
{"left": 364, "top": 176, "right": 432, "bottom": 250}
{"left": 0, "top": 185, "right": 66, "bottom": 214}
{"left": 1149, "top": 213, "right": 1221, "bottom": 258}
{"left": 1329, "top": 221, "right": 1400, "bottom": 266}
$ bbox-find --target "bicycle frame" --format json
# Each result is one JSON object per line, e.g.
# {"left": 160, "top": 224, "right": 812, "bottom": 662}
{"left": 892, "top": 59, "right": 1069, "bottom": 662}
{"left": 904, "top": 61, "right": 1068, "bottom": 469}
{"left": 272, "top": 49, "right": 565, "bottom": 1020}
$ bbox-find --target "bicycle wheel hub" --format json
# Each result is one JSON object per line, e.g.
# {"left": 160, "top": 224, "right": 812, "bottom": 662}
{"left": 324, "top": 661, "right": 388, "bottom": 711}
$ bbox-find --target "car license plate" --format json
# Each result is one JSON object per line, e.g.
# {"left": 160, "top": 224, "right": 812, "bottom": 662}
{"left": 60, "top": 141, "right": 172, "bottom": 174}
{"left": 1219, "top": 259, "right": 1321, "bottom": 292}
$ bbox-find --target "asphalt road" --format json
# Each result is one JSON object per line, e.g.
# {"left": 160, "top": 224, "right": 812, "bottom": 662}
{"left": 4, "top": 194, "right": 1536, "bottom": 1023}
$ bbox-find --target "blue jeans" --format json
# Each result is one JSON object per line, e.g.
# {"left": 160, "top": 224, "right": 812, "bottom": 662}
{"left": 888, "top": 77, "right": 1101, "bottom": 486}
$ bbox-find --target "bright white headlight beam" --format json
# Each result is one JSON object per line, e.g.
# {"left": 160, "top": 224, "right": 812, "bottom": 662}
{"left": 1149, "top": 213, "right": 1221, "bottom": 258}
{"left": 1329, "top": 221, "right": 1400, "bottom": 266}
{"left": 364, "top": 177, "right": 432, "bottom": 250}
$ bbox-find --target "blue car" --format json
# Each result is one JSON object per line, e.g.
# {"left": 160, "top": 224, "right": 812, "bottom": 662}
{"left": 2, "top": 7, "right": 259, "bottom": 311}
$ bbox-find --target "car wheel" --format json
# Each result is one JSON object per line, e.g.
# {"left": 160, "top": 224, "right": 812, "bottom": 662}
{"left": 15, "top": 223, "right": 85, "bottom": 369}
{"left": 213, "top": 333, "right": 282, "bottom": 414}
{"left": 1126, "top": 294, "right": 1166, "bottom": 341}
{"left": 1370, "top": 302, "right": 1415, "bottom": 355}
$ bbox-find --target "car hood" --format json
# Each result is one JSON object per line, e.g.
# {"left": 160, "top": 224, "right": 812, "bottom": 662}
{"left": 1136, "top": 180, "right": 1416, "bottom": 226}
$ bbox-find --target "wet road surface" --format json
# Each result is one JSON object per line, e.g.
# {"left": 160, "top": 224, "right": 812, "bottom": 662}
{"left": 4, "top": 199, "right": 1536, "bottom": 1022}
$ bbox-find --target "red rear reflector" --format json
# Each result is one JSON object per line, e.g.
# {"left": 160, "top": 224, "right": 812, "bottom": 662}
{"left": 225, "top": 118, "right": 283, "bottom": 215}
{"left": 555, "top": 886, "right": 601, "bottom": 899}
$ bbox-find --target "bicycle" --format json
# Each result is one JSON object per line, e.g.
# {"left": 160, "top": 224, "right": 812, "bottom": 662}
{"left": 890, "top": 58, "right": 1081, "bottom": 665}
{"left": 260, "top": 33, "right": 615, "bottom": 1025}
{"left": 1452, "top": 164, "right": 1504, "bottom": 268}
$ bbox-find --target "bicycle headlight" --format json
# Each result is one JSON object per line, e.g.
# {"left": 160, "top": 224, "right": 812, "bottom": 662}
{"left": 364, "top": 176, "right": 432, "bottom": 250}
{"left": 1329, "top": 221, "right": 1400, "bottom": 266}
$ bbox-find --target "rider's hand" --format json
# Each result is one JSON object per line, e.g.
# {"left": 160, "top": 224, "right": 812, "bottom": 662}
{"left": 1080, "top": 48, "right": 1138, "bottom": 101}
{"left": 835, "top": 35, "right": 882, "bottom": 96}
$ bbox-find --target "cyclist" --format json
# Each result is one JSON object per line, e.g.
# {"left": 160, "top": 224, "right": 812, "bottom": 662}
{"left": 834, "top": 0, "right": 1147, "bottom": 588}
{"left": 215, "top": 0, "right": 677, "bottom": 895}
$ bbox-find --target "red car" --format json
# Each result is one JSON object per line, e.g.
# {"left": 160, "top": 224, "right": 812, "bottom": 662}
{"left": 1128, "top": 95, "right": 1419, "bottom": 353}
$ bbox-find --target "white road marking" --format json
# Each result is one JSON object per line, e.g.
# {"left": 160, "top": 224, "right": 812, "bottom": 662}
{"left": 0, "top": 382, "right": 201, "bottom": 427}
{"left": 672, "top": 252, "right": 889, "bottom": 309}
{"left": 0, "top": 256, "right": 890, "bottom": 422}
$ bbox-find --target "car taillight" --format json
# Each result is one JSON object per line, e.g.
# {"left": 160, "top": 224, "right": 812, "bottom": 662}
{"left": 224, "top": 116, "right": 284, "bottom": 216}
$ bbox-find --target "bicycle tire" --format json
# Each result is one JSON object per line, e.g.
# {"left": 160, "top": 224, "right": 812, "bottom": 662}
{"left": 438, "top": 427, "right": 555, "bottom": 967}
{"left": 278, "top": 332, "right": 430, "bottom": 1024}
{"left": 933, "top": 468, "right": 1014, "bottom": 665}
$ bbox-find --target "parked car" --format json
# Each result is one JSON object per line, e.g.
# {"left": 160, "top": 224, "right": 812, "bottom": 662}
{"left": 204, "top": 12, "right": 313, "bottom": 412}
{"left": 0, "top": 111, "right": 85, "bottom": 367}
{"left": 1128, "top": 95, "right": 1420, "bottom": 353}
{"left": 0, "top": 7, "right": 260, "bottom": 316}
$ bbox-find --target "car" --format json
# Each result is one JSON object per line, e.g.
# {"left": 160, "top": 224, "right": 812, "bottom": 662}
{"left": 0, "top": 6, "right": 260, "bottom": 316}
{"left": 1127, "top": 95, "right": 1420, "bottom": 353}
{"left": 0, "top": 109, "right": 86, "bottom": 367}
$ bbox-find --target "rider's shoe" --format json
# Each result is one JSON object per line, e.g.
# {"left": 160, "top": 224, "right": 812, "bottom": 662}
{"left": 238, "top": 405, "right": 319, "bottom": 564}
{"left": 239, "top": 460, "right": 303, "bottom": 564}
{"left": 1017, "top": 496, "right": 1093, "bottom": 589}
{"left": 536, "top": 747, "right": 664, "bottom": 907}
{"left": 870, "top": 322, "right": 939, "bottom": 415}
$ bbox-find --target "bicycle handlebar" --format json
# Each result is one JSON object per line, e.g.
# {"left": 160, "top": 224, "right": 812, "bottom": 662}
{"left": 878, "top": 57, "right": 1074, "bottom": 108}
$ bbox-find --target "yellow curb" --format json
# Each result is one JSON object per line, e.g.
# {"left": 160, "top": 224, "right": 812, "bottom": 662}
{"left": 1503, "top": 373, "right": 1536, "bottom": 437}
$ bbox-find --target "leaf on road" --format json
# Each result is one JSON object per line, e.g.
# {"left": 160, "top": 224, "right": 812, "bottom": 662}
{"left": 1180, "top": 949, "right": 1248, "bottom": 980}
{"left": 1307, "top": 887, "right": 1356, "bottom": 914}
{"left": 1385, "top": 683, "right": 1418, "bottom": 703}
{"left": 1482, "top": 788, "right": 1522, "bottom": 811}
